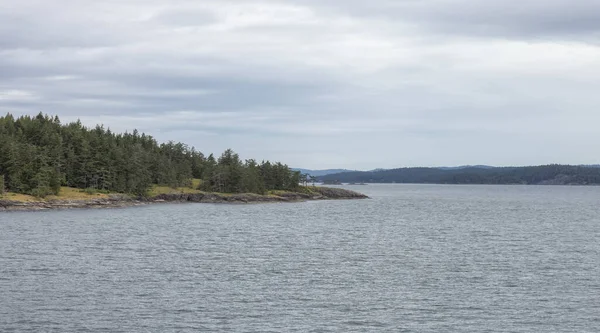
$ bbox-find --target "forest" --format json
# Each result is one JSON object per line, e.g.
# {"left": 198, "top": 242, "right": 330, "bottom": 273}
{"left": 0, "top": 113, "right": 301, "bottom": 197}
{"left": 319, "top": 165, "right": 600, "bottom": 185}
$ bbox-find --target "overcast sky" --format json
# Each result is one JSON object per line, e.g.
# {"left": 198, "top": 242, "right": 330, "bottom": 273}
{"left": 1, "top": 0, "right": 599, "bottom": 169}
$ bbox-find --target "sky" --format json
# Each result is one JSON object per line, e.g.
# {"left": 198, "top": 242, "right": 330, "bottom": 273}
{"left": 1, "top": 0, "right": 600, "bottom": 170}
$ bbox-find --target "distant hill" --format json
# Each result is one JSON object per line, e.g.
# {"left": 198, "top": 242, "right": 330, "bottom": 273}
{"left": 319, "top": 165, "right": 600, "bottom": 185}
{"left": 292, "top": 168, "right": 355, "bottom": 177}
{"left": 436, "top": 165, "right": 496, "bottom": 170}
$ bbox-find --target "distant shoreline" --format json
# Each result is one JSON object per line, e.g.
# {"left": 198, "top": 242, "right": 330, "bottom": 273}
{"left": 323, "top": 182, "right": 600, "bottom": 186}
{"left": 319, "top": 165, "right": 600, "bottom": 186}
{"left": 0, "top": 187, "right": 369, "bottom": 212}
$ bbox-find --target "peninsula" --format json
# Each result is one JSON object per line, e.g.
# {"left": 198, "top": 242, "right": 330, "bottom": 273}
{"left": 0, "top": 113, "right": 367, "bottom": 211}
{"left": 0, "top": 185, "right": 368, "bottom": 211}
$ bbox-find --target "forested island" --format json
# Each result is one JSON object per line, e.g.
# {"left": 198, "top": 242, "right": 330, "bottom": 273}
{"left": 320, "top": 165, "right": 600, "bottom": 185}
{"left": 0, "top": 113, "right": 367, "bottom": 210}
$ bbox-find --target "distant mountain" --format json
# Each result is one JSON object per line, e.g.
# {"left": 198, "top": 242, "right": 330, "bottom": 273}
{"left": 319, "top": 164, "right": 600, "bottom": 185}
{"left": 292, "top": 168, "right": 355, "bottom": 177}
{"left": 436, "top": 165, "right": 496, "bottom": 170}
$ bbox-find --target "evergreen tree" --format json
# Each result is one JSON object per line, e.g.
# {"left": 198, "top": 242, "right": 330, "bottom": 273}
{"left": 0, "top": 113, "right": 303, "bottom": 197}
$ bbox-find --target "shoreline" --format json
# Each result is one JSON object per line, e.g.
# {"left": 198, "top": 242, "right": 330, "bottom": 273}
{"left": 0, "top": 187, "right": 369, "bottom": 212}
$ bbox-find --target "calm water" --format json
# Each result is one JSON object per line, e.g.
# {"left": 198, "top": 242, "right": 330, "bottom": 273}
{"left": 1, "top": 185, "right": 599, "bottom": 332}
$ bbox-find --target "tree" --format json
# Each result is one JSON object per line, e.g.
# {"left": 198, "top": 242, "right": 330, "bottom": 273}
{"left": 242, "top": 159, "right": 265, "bottom": 194}
{"left": 300, "top": 173, "right": 309, "bottom": 187}
{"left": 0, "top": 113, "right": 305, "bottom": 197}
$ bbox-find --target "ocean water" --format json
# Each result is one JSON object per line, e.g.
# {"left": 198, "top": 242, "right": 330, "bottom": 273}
{"left": 1, "top": 184, "right": 599, "bottom": 332}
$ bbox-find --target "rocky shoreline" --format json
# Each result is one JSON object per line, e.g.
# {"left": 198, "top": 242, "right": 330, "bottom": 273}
{"left": 0, "top": 187, "right": 369, "bottom": 212}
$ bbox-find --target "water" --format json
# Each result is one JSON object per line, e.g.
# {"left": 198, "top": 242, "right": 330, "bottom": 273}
{"left": 1, "top": 184, "right": 599, "bottom": 332}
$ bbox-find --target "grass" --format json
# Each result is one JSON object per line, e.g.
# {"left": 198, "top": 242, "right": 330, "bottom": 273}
{"left": 296, "top": 186, "right": 319, "bottom": 195}
{"left": 147, "top": 185, "right": 202, "bottom": 197}
{"left": 147, "top": 179, "right": 203, "bottom": 197}
{"left": 0, "top": 192, "right": 40, "bottom": 202}
{"left": 1, "top": 179, "right": 205, "bottom": 202}
{"left": 48, "top": 187, "right": 110, "bottom": 200}
{"left": 269, "top": 186, "right": 318, "bottom": 196}
{"left": 191, "top": 178, "right": 202, "bottom": 188}
{"left": 1, "top": 186, "right": 111, "bottom": 202}
{"left": 0, "top": 180, "right": 320, "bottom": 203}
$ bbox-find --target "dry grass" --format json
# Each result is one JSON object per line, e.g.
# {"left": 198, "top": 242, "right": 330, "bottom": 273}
{"left": 269, "top": 186, "right": 316, "bottom": 196}
{"left": 2, "top": 180, "right": 330, "bottom": 202}
{"left": 1, "top": 187, "right": 111, "bottom": 202}
{"left": 0, "top": 192, "right": 40, "bottom": 202}
{"left": 1, "top": 179, "right": 204, "bottom": 202}
{"left": 191, "top": 178, "right": 202, "bottom": 189}
{"left": 147, "top": 179, "right": 203, "bottom": 197}
{"left": 148, "top": 185, "right": 202, "bottom": 197}
{"left": 47, "top": 187, "right": 110, "bottom": 200}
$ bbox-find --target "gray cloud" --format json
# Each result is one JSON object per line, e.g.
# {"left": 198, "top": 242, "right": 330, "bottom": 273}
{"left": 418, "top": 0, "right": 600, "bottom": 38}
{"left": 292, "top": 0, "right": 600, "bottom": 39}
{"left": 150, "top": 8, "right": 218, "bottom": 27}
{"left": 1, "top": 0, "right": 599, "bottom": 168}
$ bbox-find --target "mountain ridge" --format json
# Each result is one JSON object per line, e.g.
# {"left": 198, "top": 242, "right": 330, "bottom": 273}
{"left": 319, "top": 164, "right": 600, "bottom": 185}
{"left": 292, "top": 168, "right": 356, "bottom": 177}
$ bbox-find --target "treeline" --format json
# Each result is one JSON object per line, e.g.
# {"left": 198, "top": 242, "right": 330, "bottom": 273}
{"left": 0, "top": 113, "right": 300, "bottom": 196}
{"left": 320, "top": 165, "right": 600, "bottom": 185}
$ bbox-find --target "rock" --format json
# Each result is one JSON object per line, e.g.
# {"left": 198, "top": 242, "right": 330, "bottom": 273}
{"left": 0, "top": 187, "right": 368, "bottom": 212}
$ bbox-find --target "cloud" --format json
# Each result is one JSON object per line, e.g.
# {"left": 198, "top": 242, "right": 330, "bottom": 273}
{"left": 0, "top": 0, "right": 599, "bottom": 168}
{"left": 293, "top": 0, "right": 600, "bottom": 39}
{"left": 0, "top": 89, "right": 38, "bottom": 101}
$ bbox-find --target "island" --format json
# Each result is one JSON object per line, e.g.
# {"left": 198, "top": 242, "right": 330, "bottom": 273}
{"left": 0, "top": 113, "right": 367, "bottom": 211}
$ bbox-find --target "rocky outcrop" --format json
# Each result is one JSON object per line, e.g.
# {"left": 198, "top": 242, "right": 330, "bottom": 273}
{"left": 309, "top": 187, "right": 370, "bottom": 199}
{"left": 149, "top": 193, "right": 290, "bottom": 203}
{"left": 0, "top": 195, "right": 141, "bottom": 211}
{"left": 0, "top": 187, "right": 369, "bottom": 212}
{"left": 145, "top": 188, "right": 368, "bottom": 204}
